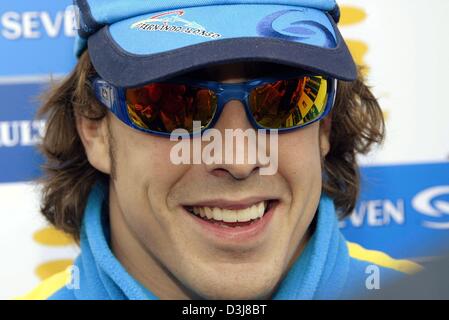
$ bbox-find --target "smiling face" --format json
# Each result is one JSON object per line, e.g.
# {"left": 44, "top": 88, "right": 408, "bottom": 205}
{"left": 77, "top": 62, "right": 332, "bottom": 299}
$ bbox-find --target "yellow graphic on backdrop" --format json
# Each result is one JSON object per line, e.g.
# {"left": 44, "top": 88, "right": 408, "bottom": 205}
{"left": 35, "top": 259, "right": 74, "bottom": 280}
{"left": 346, "top": 40, "right": 369, "bottom": 72}
{"left": 339, "top": 6, "right": 367, "bottom": 26}
{"left": 33, "top": 227, "right": 75, "bottom": 280}
{"left": 340, "top": 6, "right": 369, "bottom": 73}
{"left": 33, "top": 227, "right": 74, "bottom": 246}
{"left": 339, "top": 5, "right": 388, "bottom": 120}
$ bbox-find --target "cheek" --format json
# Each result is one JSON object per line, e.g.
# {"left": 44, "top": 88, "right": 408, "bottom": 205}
{"left": 276, "top": 124, "right": 323, "bottom": 234}
{"left": 276, "top": 125, "right": 323, "bottom": 258}
{"left": 111, "top": 125, "right": 188, "bottom": 226}
{"left": 109, "top": 127, "right": 195, "bottom": 264}
{"left": 277, "top": 125, "right": 323, "bottom": 192}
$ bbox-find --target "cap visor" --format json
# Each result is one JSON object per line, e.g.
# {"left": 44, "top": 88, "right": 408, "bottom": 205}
{"left": 88, "top": 4, "right": 357, "bottom": 87}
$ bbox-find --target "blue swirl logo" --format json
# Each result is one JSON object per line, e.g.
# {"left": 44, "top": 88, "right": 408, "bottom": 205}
{"left": 412, "top": 186, "right": 449, "bottom": 229}
{"left": 257, "top": 9, "right": 336, "bottom": 48}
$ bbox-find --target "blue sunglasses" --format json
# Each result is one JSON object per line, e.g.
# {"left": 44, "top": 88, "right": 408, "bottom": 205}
{"left": 92, "top": 72, "right": 337, "bottom": 137}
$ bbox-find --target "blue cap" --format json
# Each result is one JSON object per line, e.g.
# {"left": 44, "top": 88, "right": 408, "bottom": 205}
{"left": 74, "top": 0, "right": 356, "bottom": 87}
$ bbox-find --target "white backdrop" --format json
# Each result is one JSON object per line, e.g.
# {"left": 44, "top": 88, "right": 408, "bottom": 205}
{"left": 1, "top": 0, "right": 448, "bottom": 299}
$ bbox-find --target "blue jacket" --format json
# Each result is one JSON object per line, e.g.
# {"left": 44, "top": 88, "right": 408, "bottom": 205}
{"left": 21, "top": 183, "right": 421, "bottom": 300}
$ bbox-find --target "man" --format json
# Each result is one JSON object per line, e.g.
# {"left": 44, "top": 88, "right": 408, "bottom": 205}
{"left": 22, "top": 0, "right": 421, "bottom": 300}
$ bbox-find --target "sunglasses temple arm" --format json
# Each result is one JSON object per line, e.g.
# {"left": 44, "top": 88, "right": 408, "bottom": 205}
{"left": 332, "top": 79, "right": 338, "bottom": 106}
{"left": 92, "top": 78, "right": 121, "bottom": 113}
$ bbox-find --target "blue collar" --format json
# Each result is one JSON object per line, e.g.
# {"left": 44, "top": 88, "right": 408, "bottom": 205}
{"left": 73, "top": 182, "right": 350, "bottom": 299}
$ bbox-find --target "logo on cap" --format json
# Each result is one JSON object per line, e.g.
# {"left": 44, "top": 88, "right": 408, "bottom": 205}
{"left": 131, "top": 10, "right": 221, "bottom": 39}
{"left": 257, "top": 9, "right": 336, "bottom": 48}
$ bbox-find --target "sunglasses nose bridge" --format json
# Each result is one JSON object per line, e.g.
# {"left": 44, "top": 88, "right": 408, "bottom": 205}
{"left": 218, "top": 88, "right": 247, "bottom": 103}
{"left": 212, "top": 88, "right": 254, "bottom": 127}
{"left": 216, "top": 87, "right": 250, "bottom": 114}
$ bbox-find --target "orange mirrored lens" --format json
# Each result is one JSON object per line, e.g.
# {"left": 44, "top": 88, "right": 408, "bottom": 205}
{"left": 126, "top": 83, "right": 217, "bottom": 133}
{"left": 249, "top": 76, "right": 328, "bottom": 129}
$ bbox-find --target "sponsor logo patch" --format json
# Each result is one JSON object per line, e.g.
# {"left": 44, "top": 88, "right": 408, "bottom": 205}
{"left": 131, "top": 10, "right": 221, "bottom": 39}
{"left": 257, "top": 9, "right": 336, "bottom": 48}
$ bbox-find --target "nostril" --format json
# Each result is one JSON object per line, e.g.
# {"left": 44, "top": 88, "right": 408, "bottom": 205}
{"left": 210, "top": 168, "right": 231, "bottom": 178}
{"left": 209, "top": 166, "right": 260, "bottom": 180}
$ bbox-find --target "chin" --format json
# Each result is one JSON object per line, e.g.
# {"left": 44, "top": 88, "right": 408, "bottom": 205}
{"left": 185, "top": 264, "right": 281, "bottom": 300}
{"left": 200, "top": 282, "right": 277, "bottom": 300}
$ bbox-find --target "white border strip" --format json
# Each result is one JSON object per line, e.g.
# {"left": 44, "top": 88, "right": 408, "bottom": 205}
{"left": 0, "top": 74, "right": 67, "bottom": 85}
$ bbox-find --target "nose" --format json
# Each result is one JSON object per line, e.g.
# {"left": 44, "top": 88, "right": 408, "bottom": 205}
{"left": 204, "top": 99, "right": 263, "bottom": 180}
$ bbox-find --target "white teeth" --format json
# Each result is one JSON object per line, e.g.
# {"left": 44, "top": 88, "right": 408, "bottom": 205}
{"left": 191, "top": 201, "right": 268, "bottom": 222}
{"left": 212, "top": 207, "right": 222, "bottom": 221}
{"left": 204, "top": 207, "right": 213, "bottom": 219}
{"left": 258, "top": 201, "right": 265, "bottom": 213}
{"left": 222, "top": 210, "right": 237, "bottom": 223}
{"left": 236, "top": 208, "right": 250, "bottom": 222}
{"left": 199, "top": 207, "right": 206, "bottom": 218}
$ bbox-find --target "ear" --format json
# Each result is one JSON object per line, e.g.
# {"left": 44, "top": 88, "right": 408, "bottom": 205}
{"left": 319, "top": 115, "right": 332, "bottom": 158}
{"left": 75, "top": 114, "right": 111, "bottom": 174}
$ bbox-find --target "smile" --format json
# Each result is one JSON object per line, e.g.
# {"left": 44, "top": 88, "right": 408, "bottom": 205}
{"left": 183, "top": 199, "right": 278, "bottom": 242}
{"left": 185, "top": 201, "right": 273, "bottom": 226}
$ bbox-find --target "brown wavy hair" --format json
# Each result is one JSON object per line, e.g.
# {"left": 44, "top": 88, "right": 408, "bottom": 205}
{"left": 37, "top": 51, "right": 385, "bottom": 242}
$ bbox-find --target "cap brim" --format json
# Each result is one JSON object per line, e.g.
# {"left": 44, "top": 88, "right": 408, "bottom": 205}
{"left": 88, "top": 4, "right": 356, "bottom": 87}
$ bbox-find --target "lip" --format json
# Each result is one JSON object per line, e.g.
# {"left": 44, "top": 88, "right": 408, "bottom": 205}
{"left": 182, "top": 200, "right": 278, "bottom": 243}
